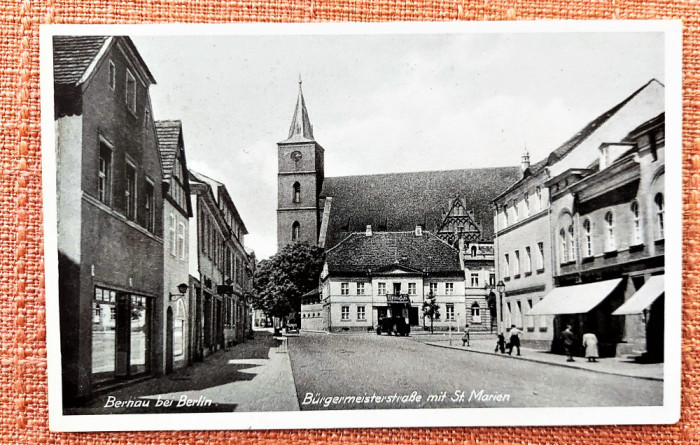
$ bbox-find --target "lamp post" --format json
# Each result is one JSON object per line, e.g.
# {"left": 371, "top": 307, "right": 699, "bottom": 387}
{"left": 485, "top": 283, "right": 495, "bottom": 333}
{"left": 496, "top": 280, "right": 506, "bottom": 333}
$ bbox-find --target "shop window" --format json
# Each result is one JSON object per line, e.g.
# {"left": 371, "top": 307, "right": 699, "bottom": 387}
{"left": 129, "top": 295, "right": 150, "bottom": 375}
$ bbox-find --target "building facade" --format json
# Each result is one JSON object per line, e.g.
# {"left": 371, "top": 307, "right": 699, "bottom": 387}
{"left": 155, "top": 120, "right": 193, "bottom": 372}
{"left": 539, "top": 113, "right": 665, "bottom": 360}
{"left": 188, "top": 171, "right": 253, "bottom": 360}
{"left": 54, "top": 36, "right": 164, "bottom": 404}
{"left": 493, "top": 79, "right": 665, "bottom": 353}
{"left": 318, "top": 229, "right": 466, "bottom": 332}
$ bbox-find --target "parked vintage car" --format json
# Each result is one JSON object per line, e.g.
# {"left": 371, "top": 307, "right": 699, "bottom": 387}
{"left": 376, "top": 316, "right": 410, "bottom": 336}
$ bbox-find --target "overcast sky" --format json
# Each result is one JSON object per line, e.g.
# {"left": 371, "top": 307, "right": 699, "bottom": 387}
{"left": 131, "top": 31, "right": 664, "bottom": 260}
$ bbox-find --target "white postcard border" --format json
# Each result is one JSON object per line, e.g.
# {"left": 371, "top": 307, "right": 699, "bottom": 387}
{"left": 41, "top": 20, "right": 683, "bottom": 432}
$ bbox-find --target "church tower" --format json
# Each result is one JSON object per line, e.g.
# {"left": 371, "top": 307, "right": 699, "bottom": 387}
{"left": 277, "top": 78, "right": 325, "bottom": 251}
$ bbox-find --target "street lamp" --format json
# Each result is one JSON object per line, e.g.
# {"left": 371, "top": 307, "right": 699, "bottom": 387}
{"left": 169, "top": 283, "right": 189, "bottom": 302}
{"left": 496, "top": 280, "right": 506, "bottom": 332}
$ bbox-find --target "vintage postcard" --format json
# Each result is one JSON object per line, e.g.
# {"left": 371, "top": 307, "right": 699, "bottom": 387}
{"left": 41, "top": 21, "right": 682, "bottom": 431}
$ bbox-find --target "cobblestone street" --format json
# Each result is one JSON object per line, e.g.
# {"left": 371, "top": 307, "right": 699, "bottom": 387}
{"left": 287, "top": 332, "right": 663, "bottom": 410}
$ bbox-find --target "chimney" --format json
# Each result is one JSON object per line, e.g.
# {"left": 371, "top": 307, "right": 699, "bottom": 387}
{"left": 414, "top": 225, "right": 423, "bottom": 236}
{"left": 521, "top": 149, "right": 530, "bottom": 173}
{"left": 365, "top": 225, "right": 372, "bottom": 236}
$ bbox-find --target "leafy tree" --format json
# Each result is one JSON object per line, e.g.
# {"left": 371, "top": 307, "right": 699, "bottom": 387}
{"left": 251, "top": 242, "right": 324, "bottom": 320}
{"left": 422, "top": 292, "right": 440, "bottom": 333}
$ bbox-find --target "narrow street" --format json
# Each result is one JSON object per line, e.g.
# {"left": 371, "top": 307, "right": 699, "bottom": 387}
{"left": 287, "top": 332, "right": 663, "bottom": 410}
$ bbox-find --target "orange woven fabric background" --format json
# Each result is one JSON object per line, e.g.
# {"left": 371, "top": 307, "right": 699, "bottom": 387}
{"left": 3, "top": 0, "right": 698, "bottom": 443}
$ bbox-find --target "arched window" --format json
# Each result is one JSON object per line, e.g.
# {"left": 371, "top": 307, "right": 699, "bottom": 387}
{"left": 605, "top": 211, "right": 615, "bottom": 251}
{"left": 559, "top": 228, "right": 567, "bottom": 264}
{"left": 292, "top": 182, "right": 301, "bottom": 203}
{"left": 654, "top": 193, "right": 664, "bottom": 239}
{"left": 471, "top": 245, "right": 477, "bottom": 257}
{"left": 582, "top": 219, "right": 592, "bottom": 257}
{"left": 471, "top": 302, "right": 481, "bottom": 323}
{"left": 568, "top": 224, "right": 576, "bottom": 261}
{"left": 292, "top": 221, "right": 300, "bottom": 241}
{"left": 631, "top": 201, "right": 642, "bottom": 245}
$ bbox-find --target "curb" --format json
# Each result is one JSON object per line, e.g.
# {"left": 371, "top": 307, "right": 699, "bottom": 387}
{"left": 423, "top": 342, "right": 663, "bottom": 382}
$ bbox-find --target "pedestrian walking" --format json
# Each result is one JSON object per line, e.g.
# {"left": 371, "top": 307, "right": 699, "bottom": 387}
{"left": 506, "top": 324, "right": 521, "bottom": 356}
{"left": 582, "top": 332, "right": 599, "bottom": 362}
{"left": 494, "top": 332, "right": 506, "bottom": 353}
{"left": 561, "top": 325, "right": 576, "bottom": 362}
{"left": 462, "top": 324, "right": 471, "bottom": 347}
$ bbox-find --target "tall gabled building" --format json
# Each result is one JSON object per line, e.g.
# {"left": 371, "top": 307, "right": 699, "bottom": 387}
{"left": 155, "top": 120, "right": 193, "bottom": 372}
{"left": 54, "top": 36, "right": 164, "bottom": 405}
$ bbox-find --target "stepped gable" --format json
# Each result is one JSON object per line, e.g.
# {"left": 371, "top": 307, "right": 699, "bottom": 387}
{"left": 325, "top": 231, "right": 462, "bottom": 275}
{"left": 155, "top": 120, "right": 182, "bottom": 180}
{"left": 320, "top": 166, "right": 521, "bottom": 249}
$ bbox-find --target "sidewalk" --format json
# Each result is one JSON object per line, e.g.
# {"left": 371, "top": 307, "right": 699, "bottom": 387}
{"left": 71, "top": 331, "right": 299, "bottom": 414}
{"left": 419, "top": 337, "right": 663, "bottom": 381}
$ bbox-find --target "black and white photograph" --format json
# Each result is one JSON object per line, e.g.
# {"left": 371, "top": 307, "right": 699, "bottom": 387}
{"left": 41, "top": 22, "right": 682, "bottom": 431}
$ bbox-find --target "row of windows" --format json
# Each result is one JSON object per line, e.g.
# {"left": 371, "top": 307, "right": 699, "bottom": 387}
{"left": 98, "top": 142, "right": 156, "bottom": 233}
{"left": 338, "top": 282, "right": 456, "bottom": 296}
{"left": 503, "top": 242, "right": 545, "bottom": 279}
{"left": 504, "top": 298, "right": 548, "bottom": 331}
{"left": 559, "top": 194, "right": 664, "bottom": 264}
{"left": 502, "top": 186, "right": 546, "bottom": 228}
{"left": 200, "top": 210, "right": 249, "bottom": 286}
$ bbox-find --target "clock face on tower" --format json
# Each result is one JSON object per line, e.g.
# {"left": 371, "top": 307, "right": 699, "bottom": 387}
{"left": 291, "top": 151, "right": 303, "bottom": 162}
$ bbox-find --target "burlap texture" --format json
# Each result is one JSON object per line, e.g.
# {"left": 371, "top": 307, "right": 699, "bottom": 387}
{"left": 2, "top": 0, "right": 698, "bottom": 443}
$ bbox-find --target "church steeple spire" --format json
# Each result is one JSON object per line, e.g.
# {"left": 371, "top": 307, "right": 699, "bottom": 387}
{"left": 283, "top": 75, "right": 315, "bottom": 143}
